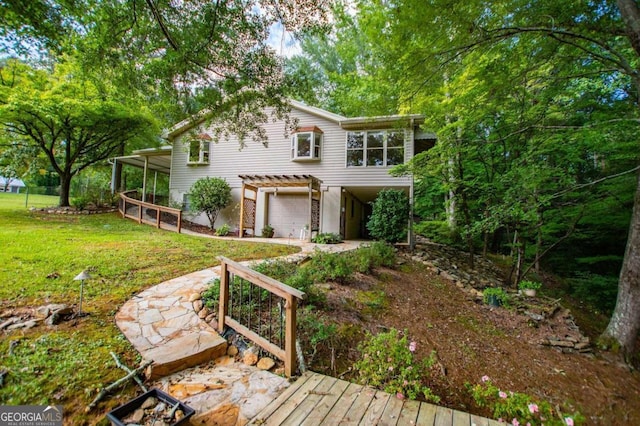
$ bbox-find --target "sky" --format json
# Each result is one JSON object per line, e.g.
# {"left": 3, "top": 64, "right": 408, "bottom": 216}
{"left": 267, "top": 22, "right": 303, "bottom": 58}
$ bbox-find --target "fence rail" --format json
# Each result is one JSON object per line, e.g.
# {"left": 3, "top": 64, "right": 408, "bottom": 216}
{"left": 118, "top": 190, "right": 182, "bottom": 233}
{"left": 217, "top": 256, "right": 305, "bottom": 377}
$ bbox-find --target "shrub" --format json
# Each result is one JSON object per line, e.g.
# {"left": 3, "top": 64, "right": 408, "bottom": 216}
{"left": 518, "top": 280, "right": 542, "bottom": 291}
{"left": 261, "top": 224, "right": 274, "bottom": 238}
{"left": 307, "top": 249, "right": 353, "bottom": 283}
{"left": 348, "top": 242, "right": 396, "bottom": 273}
{"left": 414, "top": 220, "right": 459, "bottom": 245}
{"left": 355, "top": 329, "right": 440, "bottom": 402}
{"left": 483, "top": 287, "right": 510, "bottom": 307}
{"left": 312, "top": 232, "right": 343, "bottom": 244}
{"left": 188, "top": 177, "right": 232, "bottom": 229}
{"left": 468, "top": 376, "right": 583, "bottom": 426}
{"left": 215, "top": 223, "right": 231, "bottom": 236}
{"left": 298, "top": 307, "right": 337, "bottom": 363}
{"left": 367, "top": 189, "right": 410, "bottom": 243}
{"left": 72, "top": 196, "right": 89, "bottom": 210}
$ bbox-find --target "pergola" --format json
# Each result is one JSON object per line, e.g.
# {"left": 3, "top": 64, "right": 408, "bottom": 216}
{"left": 238, "top": 174, "right": 322, "bottom": 241}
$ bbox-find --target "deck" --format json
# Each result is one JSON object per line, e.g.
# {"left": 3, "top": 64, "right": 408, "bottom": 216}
{"left": 250, "top": 371, "right": 501, "bottom": 426}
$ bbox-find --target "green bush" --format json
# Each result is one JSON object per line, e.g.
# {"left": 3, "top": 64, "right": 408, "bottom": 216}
{"left": 354, "top": 329, "right": 440, "bottom": 402}
{"left": 414, "top": 220, "right": 459, "bottom": 245}
{"left": 307, "top": 249, "right": 353, "bottom": 283}
{"left": 71, "top": 196, "right": 89, "bottom": 210}
{"left": 468, "top": 376, "right": 583, "bottom": 425}
{"left": 188, "top": 177, "right": 232, "bottom": 229}
{"left": 367, "top": 189, "right": 410, "bottom": 243}
{"left": 518, "top": 280, "right": 542, "bottom": 291}
{"left": 483, "top": 287, "right": 510, "bottom": 307}
{"left": 298, "top": 307, "right": 337, "bottom": 363}
{"left": 312, "top": 232, "right": 343, "bottom": 244}
{"left": 216, "top": 223, "right": 231, "bottom": 236}
{"left": 348, "top": 242, "right": 396, "bottom": 273}
{"left": 201, "top": 278, "right": 221, "bottom": 309}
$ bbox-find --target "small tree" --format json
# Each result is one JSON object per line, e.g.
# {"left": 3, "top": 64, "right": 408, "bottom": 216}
{"left": 188, "top": 177, "right": 232, "bottom": 230}
{"left": 367, "top": 189, "right": 410, "bottom": 243}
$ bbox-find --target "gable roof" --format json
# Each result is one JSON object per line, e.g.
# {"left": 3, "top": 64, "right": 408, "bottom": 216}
{"left": 163, "top": 100, "right": 425, "bottom": 140}
{"left": 0, "top": 176, "right": 26, "bottom": 187}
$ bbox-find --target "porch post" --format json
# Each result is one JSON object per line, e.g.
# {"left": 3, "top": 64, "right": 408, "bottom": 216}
{"left": 142, "top": 156, "right": 148, "bottom": 203}
{"left": 307, "top": 181, "right": 313, "bottom": 242}
{"left": 110, "top": 159, "right": 117, "bottom": 194}
{"left": 152, "top": 171, "right": 158, "bottom": 204}
{"left": 239, "top": 183, "right": 246, "bottom": 238}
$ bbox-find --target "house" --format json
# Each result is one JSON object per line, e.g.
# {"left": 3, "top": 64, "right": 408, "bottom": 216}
{"left": 0, "top": 176, "right": 26, "bottom": 193}
{"left": 114, "top": 100, "right": 435, "bottom": 241}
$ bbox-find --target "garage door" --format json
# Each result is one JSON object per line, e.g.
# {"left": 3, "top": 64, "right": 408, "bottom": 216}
{"left": 268, "top": 194, "right": 309, "bottom": 238}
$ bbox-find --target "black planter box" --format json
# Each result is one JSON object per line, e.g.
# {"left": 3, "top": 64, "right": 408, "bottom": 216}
{"left": 106, "top": 388, "right": 195, "bottom": 426}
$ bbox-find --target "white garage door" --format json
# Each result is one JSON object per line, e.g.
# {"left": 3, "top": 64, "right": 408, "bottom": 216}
{"left": 268, "top": 194, "right": 309, "bottom": 238}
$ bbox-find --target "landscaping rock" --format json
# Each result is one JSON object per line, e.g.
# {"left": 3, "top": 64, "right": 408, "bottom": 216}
{"left": 193, "top": 300, "right": 204, "bottom": 313}
{"left": 243, "top": 348, "right": 259, "bottom": 366}
{"left": 257, "top": 357, "right": 275, "bottom": 371}
{"left": 140, "top": 396, "right": 158, "bottom": 409}
{"left": 0, "top": 317, "right": 19, "bottom": 330}
{"left": 198, "top": 307, "right": 209, "bottom": 319}
{"left": 189, "top": 293, "right": 202, "bottom": 302}
{"left": 227, "top": 345, "right": 239, "bottom": 356}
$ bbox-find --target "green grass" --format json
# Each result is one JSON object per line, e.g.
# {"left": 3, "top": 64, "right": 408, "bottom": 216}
{"left": 0, "top": 205, "right": 298, "bottom": 423}
{"left": 0, "top": 192, "right": 60, "bottom": 209}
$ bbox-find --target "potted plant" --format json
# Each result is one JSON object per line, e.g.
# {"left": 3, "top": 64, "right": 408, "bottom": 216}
{"left": 261, "top": 224, "right": 274, "bottom": 238}
{"left": 518, "top": 280, "right": 542, "bottom": 297}
{"left": 483, "top": 287, "right": 510, "bottom": 307}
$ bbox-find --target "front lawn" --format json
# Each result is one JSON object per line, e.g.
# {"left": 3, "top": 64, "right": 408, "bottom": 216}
{"left": 0, "top": 206, "right": 297, "bottom": 424}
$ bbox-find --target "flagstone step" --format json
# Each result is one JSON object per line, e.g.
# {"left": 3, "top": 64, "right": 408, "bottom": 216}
{"left": 115, "top": 267, "right": 227, "bottom": 380}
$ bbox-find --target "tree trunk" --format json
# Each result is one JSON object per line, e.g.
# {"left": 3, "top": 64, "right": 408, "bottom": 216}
{"left": 601, "top": 170, "right": 640, "bottom": 356}
{"left": 59, "top": 173, "right": 72, "bottom": 207}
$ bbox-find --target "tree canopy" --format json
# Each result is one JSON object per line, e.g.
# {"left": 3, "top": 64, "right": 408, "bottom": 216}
{"left": 0, "top": 59, "right": 159, "bottom": 206}
{"left": 288, "top": 0, "right": 640, "bottom": 358}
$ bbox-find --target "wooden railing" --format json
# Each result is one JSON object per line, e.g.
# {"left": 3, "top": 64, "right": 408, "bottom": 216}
{"left": 118, "top": 190, "right": 183, "bottom": 233}
{"left": 217, "top": 256, "right": 305, "bottom": 377}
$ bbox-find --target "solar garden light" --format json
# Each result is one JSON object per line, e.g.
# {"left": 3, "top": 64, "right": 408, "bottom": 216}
{"left": 73, "top": 270, "right": 92, "bottom": 316}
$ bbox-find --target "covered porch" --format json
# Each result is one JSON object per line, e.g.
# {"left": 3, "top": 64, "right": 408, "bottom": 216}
{"left": 238, "top": 175, "right": 322, "bottom": 242}
{"left": 110, "top": 146, "right": 172, "bottom": 204}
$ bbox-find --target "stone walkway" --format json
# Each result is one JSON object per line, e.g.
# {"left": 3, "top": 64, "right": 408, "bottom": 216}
{"left": 114, "top": 235, "right": 363, "bottom": 424}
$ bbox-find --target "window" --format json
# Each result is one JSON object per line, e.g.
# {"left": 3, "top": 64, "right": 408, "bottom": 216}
{"left": 188, "top": 139, "right": 210, "bottom": 164}
{"left": 291, "top": 127, "right": 322, "bottom": 161}
{"left": 346, "top": 130, "right": 405, "bottom": 167}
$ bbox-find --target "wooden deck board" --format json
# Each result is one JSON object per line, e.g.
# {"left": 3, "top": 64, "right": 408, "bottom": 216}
{"left": 253, "top": 372, "right": 323, "bottom": 425}
{"left": 417, "top": 403, "right": 437, "bottom": 425}
{"left": 358, "top": 390, "right": 391, "bottom": 426}
{"left": 318, "top": 382, "right": 362, "bottom": 425}
{"left": 250, "top": 372, "right": 498, "bottom": 426}
{"left": 434, "top": 406, "right": 453, "bottom": 426}
{"left": 452, "top": 410, "right": 471, "bottom": 426}
{"left": 300, "top": 379, "right": 349, "bottom": 425}
{"left": 470, "top": 414, "right": 490, "bottom": 426}
{"left": 379, "top": 394, "right": 404, "bottom": 426}
{"left": 280, "top": 375, "right": 338, "bottom": 426}
{"left": 339, "top": 385, "right": 377, "bottom": 425}
{"left": 397, "top": 399, "right": 420, "bottom": 425}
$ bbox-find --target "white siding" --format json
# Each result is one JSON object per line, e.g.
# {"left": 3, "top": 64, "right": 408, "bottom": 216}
{"left": 169, "top": 106, "right": 415, "bottom": 231}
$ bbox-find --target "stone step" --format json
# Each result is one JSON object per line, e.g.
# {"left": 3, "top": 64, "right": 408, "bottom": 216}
{"left": 144, "top": 331, "right": 228, "bottom": 380}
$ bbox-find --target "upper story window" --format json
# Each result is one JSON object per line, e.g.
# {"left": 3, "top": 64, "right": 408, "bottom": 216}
{"left": 291, "top": 126, "right": 322, "bottom": 161}
{"left": 346, "top": 130, "right": 405, "bottom": 167}
{"left": 187, "top": 133, "right": 211, "bottom": 165}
